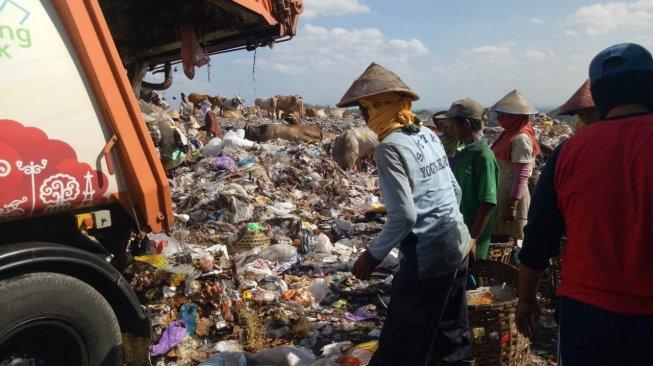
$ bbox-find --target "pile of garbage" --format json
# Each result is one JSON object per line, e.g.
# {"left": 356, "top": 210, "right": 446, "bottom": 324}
{"left": 131, "top": 97, "right": 570, "bottom": 365}
{"left": 129, "top": 99, "right": 397, "bottom": 366}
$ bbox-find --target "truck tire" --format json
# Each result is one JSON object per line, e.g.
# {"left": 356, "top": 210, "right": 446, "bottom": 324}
{"left": 0, "top": 273, "right": 122, "bottom": 366}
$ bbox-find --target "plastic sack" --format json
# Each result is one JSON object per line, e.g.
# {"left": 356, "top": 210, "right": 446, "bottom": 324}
{"left": 202, "top": 138, "right": 223, "bottom": 157}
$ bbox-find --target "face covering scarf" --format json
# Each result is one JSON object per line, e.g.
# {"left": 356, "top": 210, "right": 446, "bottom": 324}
{"left": 491, "top": 113, "right": 541, "bottom": 161}
{"left": 359, "top": 93, "right": 416, "bottom": 142}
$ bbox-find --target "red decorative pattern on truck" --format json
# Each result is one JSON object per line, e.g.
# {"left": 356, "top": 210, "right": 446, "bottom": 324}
{"left": 0, "top": 119, "right": 108, "bottom": 221}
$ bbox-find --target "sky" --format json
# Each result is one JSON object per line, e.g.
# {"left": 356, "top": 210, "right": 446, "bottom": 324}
{"left": 152, "top": 0, "right": 653, "bottom": 111}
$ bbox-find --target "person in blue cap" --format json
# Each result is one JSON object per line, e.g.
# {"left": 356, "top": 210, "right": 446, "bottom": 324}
{"left": 516, "top": 43, "right": 653, "bottom": 365}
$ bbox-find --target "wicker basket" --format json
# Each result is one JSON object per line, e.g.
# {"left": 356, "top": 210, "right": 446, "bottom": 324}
{"left": 540, "top": 236, "right": 567, "bottom": 302}
{"left": 488, "top": 242, "right": 516, "bottom": 264}
{"left": 468, "top": 259, "right": 530, "bottom": 366}
{"left": 231, "top": 227, "right": 270, "bottom": 254}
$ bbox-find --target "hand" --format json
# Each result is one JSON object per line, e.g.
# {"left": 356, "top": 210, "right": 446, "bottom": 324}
{"left": 515, "top": 299, "right": 540, "bottom": 339}
{"left": 505, "top": 206, "right": 517, "bottom": 223}
{"left": 351, "top": 252, "right": 377, "bottom": 280}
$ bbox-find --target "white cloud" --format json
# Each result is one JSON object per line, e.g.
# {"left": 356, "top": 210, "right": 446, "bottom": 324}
{"left": 530, "top": 17, "right": 545, "bottom": 24}
{"left": 384, "top": 39, "right": 429, "bottom": 58}
{"left": 568, "top": 0, "right": 653, "bottom": 35}
{"left": 251, "top": 24, "right": 429, "bottom": 73}
{"left": 523, "top": 50, "right": 556, "bottom": 62}
{"left": 303, "top": 0, "right": 370, "bottom": 19}
{"left": 464, "top": 44, "right": 515, "bottom": 66}
{"left": 234, "top": 58, "right": 302, "bottom": 75}
{"left": 564, "top": 30, "right": 580, "bottom": 37}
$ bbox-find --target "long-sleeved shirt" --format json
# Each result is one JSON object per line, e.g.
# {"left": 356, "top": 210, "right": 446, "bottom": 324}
{"left": 366, "top": 126, "right": 471, "bottom": 278}
{"left": 519, "top": 113, "right": 653, "bottom": 315}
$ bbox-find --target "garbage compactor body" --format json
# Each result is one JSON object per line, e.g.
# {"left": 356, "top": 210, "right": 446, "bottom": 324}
{"left": 0, "top": 1, "right": 301, "bottom": 364}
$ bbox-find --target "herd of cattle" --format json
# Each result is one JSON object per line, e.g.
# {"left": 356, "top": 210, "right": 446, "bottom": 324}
{"left": 142, "top": 90, "right": 375, "bottom": 171}
{"left": 178, "top": 93, "right": 353, "bottom": 122}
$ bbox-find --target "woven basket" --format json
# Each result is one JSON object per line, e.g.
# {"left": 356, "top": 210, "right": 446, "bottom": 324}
{"left": 488, "top": 242, "right": 515, "bottom": 264}
{"left": 540, "top": 236, "right": 567, "bottom": 302}
{"left": 231, "top": 228, "right": 270, "bottom": 254}
{"left": 469, "top": 259, "right": 530, "bottom": 366}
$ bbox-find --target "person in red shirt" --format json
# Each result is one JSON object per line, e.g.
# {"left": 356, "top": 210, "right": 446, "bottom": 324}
{"left": 516, "top": 43, "right": 653, "bottom": 365}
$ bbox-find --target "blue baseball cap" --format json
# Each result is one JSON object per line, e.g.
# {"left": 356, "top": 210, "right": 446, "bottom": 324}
{"left": 590, "top": 43, "right": 653, "bottom": 85}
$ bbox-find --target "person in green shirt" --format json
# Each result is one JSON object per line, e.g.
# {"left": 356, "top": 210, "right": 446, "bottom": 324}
{"left": 447, "top": 99, "right": 499, "bottom": 259}
{"left": 432, "top": 111, "right": 463, "bottom": 167}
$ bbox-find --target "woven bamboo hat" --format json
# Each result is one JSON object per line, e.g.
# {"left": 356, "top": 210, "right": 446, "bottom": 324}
{"left": 558, "top": 80, "right": 595, "bottom": 116}
{"left": 337, "top": 63, "right": 419, "bottom": 108}
{"left": 491, "top": 90, "right": 537, "bottom": 115}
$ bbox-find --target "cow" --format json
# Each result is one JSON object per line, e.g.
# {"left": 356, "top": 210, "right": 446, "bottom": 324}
{"left": 219, "top": 96, "right": 245, "bottom": 111}
{"left": 255, "top": 97, "right": 277, "bottom": 118}
{"left": 244, "top": 124, "right": 335, "bottom": 144}
{"left": 327, "top": 108, "right": 346, "bottom": 119}
{"left": 243, "top": 106, "right": 262, "bottom": 118}
{"left": 220, "top": 109, "right": 245, "bottom": 119}
{"left": 274, "top": 95, "right": 304, "bottom": 120}
{"left": 331, "top": 127, "right": 378, "bottom": 170}
{"left": 185, "top": 93, "right": 221, "bottom": 109}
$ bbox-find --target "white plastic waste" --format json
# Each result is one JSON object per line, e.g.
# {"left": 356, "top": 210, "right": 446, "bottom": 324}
{"left": 314, "top": 233, "right": 333, "bottom": 253}
{"left": 307, "top": 278, "right": 329, "bottom": 305}
{"left": 223, "top": 129, "right": 256, "bottom": 149}
{"left": 249, "top": 346, "right": 316, "bottom": 366}
{"left": 202, "top": 137, "right": 224, "bottom": 157}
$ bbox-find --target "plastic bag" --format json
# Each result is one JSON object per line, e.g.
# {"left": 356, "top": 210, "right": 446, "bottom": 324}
{"left": 307, "top": 278, "right": 329, "bottom": 305}
{"left": 249, "top": 346, "right": 316, "bottom": 366}
{"left": 211, "top": 156, "right": 237, "bottom": 171}
{"left": 256, "top": 244, "right": 298, "bottom": 263}
{"left": 180, "top": 302, "right": 198, "bottom": 336}
{"left": 241, "top": 259, "right": 275, "bottom": 282}
{"left": 267, "top": 202, "right": 295, "bottom": 217}
{"left": 150, "top": 320, "right": 187, "bottom": 356}
{"left": 315, "top": 233, "right": 333, "bottom": 253}
{"left": 223, "top": 129, "right": 256, "bottom": 149}
{"left": 202, "top": 138, "right": 223, "bottom": 157}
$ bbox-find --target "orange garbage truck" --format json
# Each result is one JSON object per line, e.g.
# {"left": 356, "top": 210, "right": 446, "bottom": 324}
{"left": 0, "top": 0, "right": 302, "bottom": 364}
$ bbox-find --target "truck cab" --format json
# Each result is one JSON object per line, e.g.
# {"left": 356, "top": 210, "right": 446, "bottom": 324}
{"left": 0, "top": 1, "right": 301, "bottom": 365}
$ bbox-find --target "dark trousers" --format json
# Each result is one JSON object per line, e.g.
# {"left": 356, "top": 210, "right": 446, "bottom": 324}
{"left": 369, "top": 249, "right": 472, "bottom": 366}
{"left": 559, "top": 297, "right": 653, "bottom": 365}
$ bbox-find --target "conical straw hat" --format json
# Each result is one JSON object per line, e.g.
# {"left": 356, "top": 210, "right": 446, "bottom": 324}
{"left": 337, "top": 63, "right": 419, "bottom": 108}
{"left": 558, "top": 80, "right": 595, "bottom": 116}
{"left": 491, "top": 90, "right": 537, "bottom": 115}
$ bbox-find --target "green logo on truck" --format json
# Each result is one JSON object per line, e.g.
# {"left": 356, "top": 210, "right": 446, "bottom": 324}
{"left": 0, "top": 0, "right": 31, "bottom": 58}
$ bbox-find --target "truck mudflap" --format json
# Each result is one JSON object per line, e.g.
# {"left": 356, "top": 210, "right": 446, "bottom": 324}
{"left": 0, "top": 242, "right": 151, "bottom": 364}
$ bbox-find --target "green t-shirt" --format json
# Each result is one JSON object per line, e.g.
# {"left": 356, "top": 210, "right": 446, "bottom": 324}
{"left": 453, "top": 138, "right": 499, "bottom": 259}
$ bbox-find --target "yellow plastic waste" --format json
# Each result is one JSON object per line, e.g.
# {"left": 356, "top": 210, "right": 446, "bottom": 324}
{"left": 242, "top": 290, "right": 253, "bottom": 300}
{"left": 370, "top": 204, "right": 387, "bottom": 214}
{"left": 134, "top": 254, "right": 169, "bottom": 269}
{"left": 301, "top": 221, "right": 318, "bottom": 231}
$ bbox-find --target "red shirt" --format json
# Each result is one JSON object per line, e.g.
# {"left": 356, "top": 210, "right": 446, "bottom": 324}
{"left": 554, "top": 114, "right": 653, "bottom": 314}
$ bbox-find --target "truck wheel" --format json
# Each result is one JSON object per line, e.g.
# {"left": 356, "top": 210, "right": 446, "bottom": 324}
{"left": 0, "top": 273, "right": 122, "bottom": 366}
